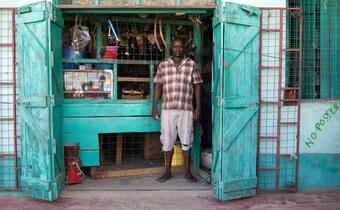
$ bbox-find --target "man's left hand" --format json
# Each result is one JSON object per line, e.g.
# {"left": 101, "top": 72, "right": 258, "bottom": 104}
{"left": 193, "top": 108, "right": 201, "bottom": 121}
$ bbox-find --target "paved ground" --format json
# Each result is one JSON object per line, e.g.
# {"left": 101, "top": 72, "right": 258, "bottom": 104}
{"left": 1, "top": 175, "right": 340, "bottom": 210}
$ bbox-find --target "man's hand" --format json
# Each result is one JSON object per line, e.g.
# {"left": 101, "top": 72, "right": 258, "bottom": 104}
{"left": 153, "top": 83, "right": 162, "bottom": 120}
{"left": 152, "top": 106, "right": 160, "bottom": 120}
{"left": 193, "top": 83, "right": 201, "bottom": 121}
{"left": 193, "top": 107, "right": 201, "bottom": 121}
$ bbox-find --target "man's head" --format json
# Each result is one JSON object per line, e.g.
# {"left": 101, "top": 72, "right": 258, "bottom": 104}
{"left": 171, "top": 38, "right": 185, "bottom": 59}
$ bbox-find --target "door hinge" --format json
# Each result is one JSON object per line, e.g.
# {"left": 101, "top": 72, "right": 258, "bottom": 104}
{"left": 217, "top": 97, "right": 224, "bottom": 107}
{"left": 52, "top": 138, "right": 56, "bottom": 154}
{"left": 50, "top": 51, "right": 54, "bottom": 68}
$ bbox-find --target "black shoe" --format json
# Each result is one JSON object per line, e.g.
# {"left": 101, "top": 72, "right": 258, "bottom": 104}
{"left": 184, "top": 173, "right": 197, "bottom": 183}
{"left": 157, "top": 173, "right": 173, "bottom": 182}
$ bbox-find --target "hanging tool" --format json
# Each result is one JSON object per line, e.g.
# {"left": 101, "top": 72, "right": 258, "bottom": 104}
{"left": 185, "top": 31, "right": 196, "bottom": 58}
{"left": 188, "top": 14, "right": 202, "bottom": 29}
{"left": 136, "top": 35, "right": 145, "bottom": 55}
{"left": 154, "top": 17, "right": 162, "bottom": 52}
{"left": 108, "top": 19, "right": 120, "bottom": 45}
{"left": 159, "top": 18, "right": 167, "bottom": 50}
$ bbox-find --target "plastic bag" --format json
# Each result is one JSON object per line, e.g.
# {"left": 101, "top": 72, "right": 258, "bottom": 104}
{"left": 70, "top": 25, "right": 91, "bottom": 51}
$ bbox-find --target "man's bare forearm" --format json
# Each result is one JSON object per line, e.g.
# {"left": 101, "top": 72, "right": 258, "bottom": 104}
{"left": 153, "top": 83, "right": 162, "bottom": 108}
{"left": 194, "top": 83, "right": 201, "bottom": 110}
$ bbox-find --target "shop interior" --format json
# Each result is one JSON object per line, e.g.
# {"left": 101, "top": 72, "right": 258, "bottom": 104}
{"left": 61, "top": 12, "right": 214, "bottom": 183}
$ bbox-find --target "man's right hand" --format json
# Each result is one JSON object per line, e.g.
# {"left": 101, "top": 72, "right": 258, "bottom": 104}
{"left": 152, "top": 106, "right": 160, "bottom": 120}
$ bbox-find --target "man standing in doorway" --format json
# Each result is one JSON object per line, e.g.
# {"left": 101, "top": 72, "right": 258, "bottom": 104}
{"left": 152, "top": 38, "right": 203, "bottom": 183}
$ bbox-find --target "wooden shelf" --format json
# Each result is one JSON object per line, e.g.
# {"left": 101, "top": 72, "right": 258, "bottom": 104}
{"left": 64, "top": 90, "right": 111, "bottom": 94}
{"left": 117, "top": 77, "right": 149, "bottom": 82}
{"left": 63, "top": 59, "right": 160, "bottom": 65}
{"left": 63, "top": 69, "right": 111, "bottom": 72}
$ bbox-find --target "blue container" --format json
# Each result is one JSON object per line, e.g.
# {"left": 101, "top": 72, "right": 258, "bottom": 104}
{"left": 63, "top": 48, "right": 84, "bottom": 69}
{"left": 96, "top": 64, "right": 114, "bottom": 70}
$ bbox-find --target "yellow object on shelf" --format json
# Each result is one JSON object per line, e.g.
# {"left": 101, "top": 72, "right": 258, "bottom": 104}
{"left": 172, "top": 144, "right": 184, "bottom": 166}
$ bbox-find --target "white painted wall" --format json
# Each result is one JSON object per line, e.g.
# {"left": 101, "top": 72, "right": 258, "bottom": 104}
{"left": 226, "top": 0, "right": 286, "bottom": 8}
{"left": 0, "top": 0, "right": 52, "bottom": 8}
{"left": 300, "top": 101, "right": 340, "bottom": 154}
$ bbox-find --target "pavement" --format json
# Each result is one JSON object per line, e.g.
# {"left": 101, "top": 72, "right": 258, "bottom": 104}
{"left": 1, "top": 174, "right": 340, "bottom": 210}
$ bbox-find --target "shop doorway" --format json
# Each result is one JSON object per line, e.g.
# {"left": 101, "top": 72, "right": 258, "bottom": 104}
{"left": 13, "top": 0, "right": 302, "bottom": 202}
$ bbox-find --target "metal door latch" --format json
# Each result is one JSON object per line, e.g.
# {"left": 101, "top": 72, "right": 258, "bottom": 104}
{"left": 17, "top": 100, "right": 31, "bottom": 108}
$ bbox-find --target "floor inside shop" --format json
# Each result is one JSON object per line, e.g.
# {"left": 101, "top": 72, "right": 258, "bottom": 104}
{"left": 65, "top": 173, "right": 211, "bottom": 191}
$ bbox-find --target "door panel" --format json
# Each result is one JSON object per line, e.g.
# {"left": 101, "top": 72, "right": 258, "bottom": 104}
{"left": 212, "top": 2, "right": 260, "bottom": 201}
{"left": 212, "top": 18, "right": 223, "bottom": 197}
{"left": 16, "top": 1, "right": 64, "bottom": 201}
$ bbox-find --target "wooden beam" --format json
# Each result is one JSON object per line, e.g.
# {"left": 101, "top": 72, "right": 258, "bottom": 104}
{"left": 59, "top": 7, "right": 214, "bottom": 15}
{"left": 117, "top": 77, "right": 149, "bottom": 82}
{"left": 144, "top": 133, "right": 151, "bottom": 160}
{"left": 116, "top": 134, "right": 123, "bottom": 165}
{"left": 63, "top": 117, "right": 160, "bottom": 133}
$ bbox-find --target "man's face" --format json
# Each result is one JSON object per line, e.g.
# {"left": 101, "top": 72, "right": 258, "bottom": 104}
{"left": 171, "top": 40, "right": 184, "bottom": 58}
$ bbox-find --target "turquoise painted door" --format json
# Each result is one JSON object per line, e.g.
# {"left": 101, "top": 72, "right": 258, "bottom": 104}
{"left": 212, "top": 2, "right": 260, "bottom": 201}
{"left": 16, "top": 1, "right": 64, "bottom": 201}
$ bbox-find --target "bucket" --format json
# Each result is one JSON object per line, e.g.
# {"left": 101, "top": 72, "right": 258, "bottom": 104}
{"left": 63, "top": 47, "right": 84, "bottom": 69}
{"left": 102, "top": 46, "right": 119, "bottom": 59}
{"left": 171, "top": 144, "right": 184, "bottom": 166}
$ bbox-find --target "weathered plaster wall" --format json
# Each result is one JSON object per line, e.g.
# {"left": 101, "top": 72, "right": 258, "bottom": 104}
{"left": 298, "top": 153, "right": 340, "bottom": 190}
{"left": 299, "top": 101, "right": 340, "bottom": 190}
{"left": 300, "top": 101, "right": 340, "bottom": 154}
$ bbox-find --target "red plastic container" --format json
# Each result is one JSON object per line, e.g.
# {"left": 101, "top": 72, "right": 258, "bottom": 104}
{"left": 102, "top": 46, "right": 119, "bottom": 59}
{"left": 66, "top": 163, "right": 82, "bottom": 185}
{"left": 64, "top": 143, "right": 82, "bottom": 185}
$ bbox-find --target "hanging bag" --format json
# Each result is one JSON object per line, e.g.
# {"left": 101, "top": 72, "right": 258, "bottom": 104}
{"left": 70, "top": 15, "right": 91, "bottom": 51}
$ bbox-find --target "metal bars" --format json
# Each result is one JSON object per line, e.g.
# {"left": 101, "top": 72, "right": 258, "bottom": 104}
{"left": 98, "top": 133, "right": 164, "bottom": 169}
{"left": 257, "top": 8, "right": 302, "bottom": 191}
{"left": 0, "top": 8, "right": 18, "bottom": 191}
{"left": 288, "top": 0, "right": 340, "bottom": 99}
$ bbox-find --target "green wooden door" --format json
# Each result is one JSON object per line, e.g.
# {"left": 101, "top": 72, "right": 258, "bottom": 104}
{"left": 212, "top": 2, "right": 260, "bottom": 201}
{"left": 16, "top": 1, "right": 64, "bottom": 201}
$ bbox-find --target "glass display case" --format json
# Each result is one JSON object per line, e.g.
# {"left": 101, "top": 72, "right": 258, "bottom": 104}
{"left": 63, "top": 69, "right": 113, "bottom": 99}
